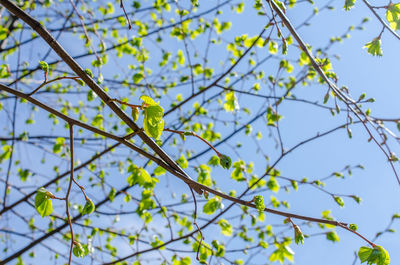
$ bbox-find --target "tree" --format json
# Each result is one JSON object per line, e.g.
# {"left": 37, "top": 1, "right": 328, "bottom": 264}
{"left": 0, "top": 0, "right": 399, "bottom": 264}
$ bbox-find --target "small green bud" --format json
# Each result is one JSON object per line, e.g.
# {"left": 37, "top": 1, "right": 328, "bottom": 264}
{"left": 131, "top": 107, "right": 139, "bottom": 122}
{"left": 85, "top": 68, "right": 93, "bottom": 78}
{"left": 39, "top": 61, "right": 49, "bottom": 73}
{"left": 294, "top": 225, "right": 305, "bottom": 245}
{"left": 349, "top": 223, "right": 357, "bottom": 231}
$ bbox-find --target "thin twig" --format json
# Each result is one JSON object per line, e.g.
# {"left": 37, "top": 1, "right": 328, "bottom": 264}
{"left": 120, "top": 0, "right": 132, "bottom": 29}
{"left": 66, "top": 123, "right": 75, "bottom": 265}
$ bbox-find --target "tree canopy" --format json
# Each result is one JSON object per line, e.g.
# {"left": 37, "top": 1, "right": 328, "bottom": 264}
{"left": 0, "top": 0, "right": 400, "bottom": 264}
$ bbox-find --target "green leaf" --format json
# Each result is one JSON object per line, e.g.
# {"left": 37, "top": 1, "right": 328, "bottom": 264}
{"left": 358, "top": 245, "right": 390, "bottom": 265}
{"left": 326, "top": 231, "right": 340, "bottom": 242}
{"left": 177, "top": 49, "right": 185, "bottom": 65}
{"left": 208, "top": 155, "right": 220, "bottom": 166}
{"left": 176, "top": 154, "right": 189, "bottom": 169}
{"left": 34, "top": 187, "right": 53, "bottom": 217}
{"left": 218, "top": 219, "right": 233, "bottom": 236}
{"left": 203, "top": 196, "right": 223, "bottom": 214}
{"left": 143, "top": 104, "right": 165, "bottom": 139}
{"left": 223, "top": 91, "right": 239, "bottom": 112}
{"left": 344, "top": 0, "right": 355, "bottom": 11}
{"left": 39, "top": 61, "right": 49, "bottom": 72}
{"left": 0, "top": 145, "right": 12, "bottom": 162}
{"left": 359, "top": 246, "right": 374, "bottom": 263}
{"left": 133, "top": 72, "right": 144, "bottom": 84}
{"left": 386, "top": 3, "right": 400, "bottom": 30}
{"left": 140, "top": 95, "right": 157, "bottom": 106}
{"left": 72, "top": 242, "right": 86, "bottom": 258}
{"left": 333, "top": 195, "right": 345, "bottom": 207}
{"left": 127, "top": 164, "right": 152, "bottom": 187}
{"left": 219, "top": 154, "right": 232, "bottom": 169}
{"left": 145, "top": 105, "right": 164, "bottom": 126}
{"left": 267, "top": 177, "right": 280, "bottom": 193}
{"left": 0, "top": 26, "right": 9, "bottom": 40}
{"left": 108, "top": 188, "right": 116, "bottom": 202}
{"left": 153, "top": 166, "right": 167, "bottom": 176}
{"left": 82, "top": 198, "right": 95, "bottom": 215}
{"left": 253, "top": 195, "right": 265, "bottom": 212}
{"left": 364, "top": 38, "right": 382, "bottom": 56}
{"left": 268, "top": 40, "right": 278, "bottom": 54}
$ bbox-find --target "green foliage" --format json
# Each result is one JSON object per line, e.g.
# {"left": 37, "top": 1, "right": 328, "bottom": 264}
{"left": 82, "top": 198, "right": 95, "bottom": 215}
{"left": 153, "top": 166, "right": 167, "bottom": 176}
{"left": 208, "top": 155, "right": 220, "bottom": 167}
{"left": 212, "top": 240, "right": 226, "bottom": 257}
{"left": 0, "top": 145, "right": 12, "bottom": 162}
{"left": 333, "top": 195, "right": 345, "bottom": 207}
{"left": 34, "top": 187, "right": 53, "bottom": 217}
{"left": 344, "top": 0, "right": 355, "bottom": 11}
{"left": 269, "top": 238, "right": 294, "bottom": 264}
{"left": 203, "top": 196, "right": 223, "bottom": 214}
{"left": 267, "top": 177, "right": 280, "bottom": 193}
{"left": 127, "top": 164, "right": 152, "bottom": 188}
{"left": 141, "top": 96, "right": 165, "bottom": 139}
{"left": 39, "top": 61, "right": 49, "bottom": 73}
{"left": 364, "top": 38, "right": 382, "bottom": 56}
{"left": 358, "top": 245, "right": 390, "bottom": 265}
{"left": 386, "top": 3, "right": 400, "bottom": 30}
{"left": 326, "top": 231, "right": 340, "bottom": 242}
{"left": 294, "top": 225, "right": 305, "bottom": 245}
{"left": 218, "top": 219, "right": 233, "bottom": 236}
{"left": 253, "top": 195, "right": 265, "bottom": 212}
{"left": 72, "top": 242, "right": 88, "bottom": 258}
{"left": 84, "top": 68, "right": 93, "bottom": 78}
{"left": 176, "top": 154, "right": 189, "bottom": 169}
{"left": 223, "top": 91, "right": 239, "bottom": 112}
{"left": 0, "top": 26, "right": 9, "bottom": 40}
{"left": 219, "top": 154, "right": 232, "bottom": 169}
{"left": 196, "top": 164, "right": 212, "bottom": 186}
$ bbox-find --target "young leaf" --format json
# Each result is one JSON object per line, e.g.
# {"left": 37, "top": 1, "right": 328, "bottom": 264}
{"left": 219, "top": 154, "right": 232, "bottom": 169}
{"left": 72, "top": 242, "right": 86, "bottom": 258}
{"left": 203, "top": 196, "right": 223, "bottom": 214}
{"left": 34, "top": 187, "right": 53, "bottom": 217}
{"left": 294, "top": 225, "right": 305, "bottom": 245}
{"left": 386, "top": 3, "right": 400, "bottom": 30}
{"left": 326, "top": 231, "right": 340, "bottom": 242}
{"left": 333, "top": 195, "right": 345, "bottom": 207}
{"left": 344, "top": 0, "right": 355, "bottom": 11}
{"left": 140, "top": 95, "right": 157, "bottom": 106}
{"left": 358, "top": 245, "right": 390, "bottom": 265}
{"left": 364, "top": 38, "right": 382, "bottom": 56}
{"left": 82, "top": 198, "right": 95, "bottom": 215}
{"left": 39, "top": 61, "right": 49, "bottom": 73}
{"left": 253, "top": 195, "right": 265, "bottom": 212}
{"left": 127, "top": 165, "right": 152, "bottom": 187}
{"left": 143, "top": 104, "right": 165, "bottom": 139}
{"left": 218, "top": 219, "right": 233, "bottom": 236}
